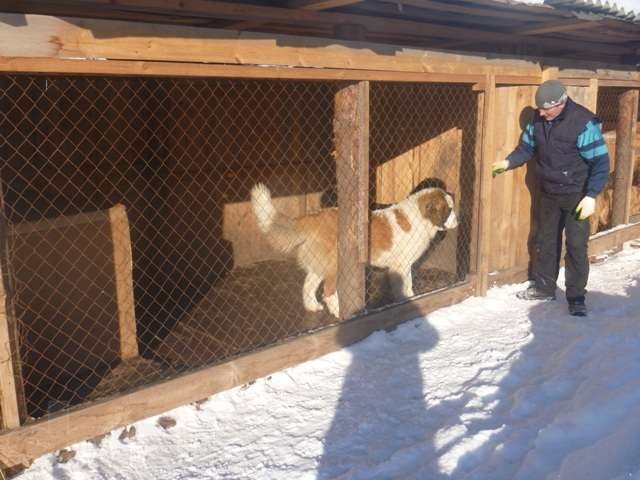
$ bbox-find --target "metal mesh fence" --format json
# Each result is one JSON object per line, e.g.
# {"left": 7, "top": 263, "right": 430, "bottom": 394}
{"left": 1, "top": 74, "right": 477, "bottom": 420}
{"left": 369, "top": 83, "right": 476, "bottom": 304}
{"left": 595, "top": 87, "right": 640, "bottom": 225}
{"left": 593, "top": 87, "right": 622, "bottom": 232}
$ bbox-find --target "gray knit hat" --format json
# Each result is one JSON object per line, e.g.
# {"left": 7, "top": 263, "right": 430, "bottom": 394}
{"left": 535, "top": 80, "right": 568, "bottom": 109}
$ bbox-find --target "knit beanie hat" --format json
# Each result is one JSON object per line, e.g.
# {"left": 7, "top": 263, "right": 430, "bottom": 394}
{"left": 535, "top": 80, "right": 568, "bottom": 109}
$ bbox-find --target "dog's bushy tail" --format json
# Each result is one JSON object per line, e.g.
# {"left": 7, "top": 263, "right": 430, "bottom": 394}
{"left": 250, "top": 183, "right": 303, "bottom": 254}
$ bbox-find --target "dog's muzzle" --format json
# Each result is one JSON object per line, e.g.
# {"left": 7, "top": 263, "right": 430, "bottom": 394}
{"left": 444, "top": 210, "right": 458, "bottom": 229}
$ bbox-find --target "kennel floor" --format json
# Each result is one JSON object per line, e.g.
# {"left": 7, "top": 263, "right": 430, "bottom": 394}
{"left": 151, "top": 259, "right": 458, "bottom": 369}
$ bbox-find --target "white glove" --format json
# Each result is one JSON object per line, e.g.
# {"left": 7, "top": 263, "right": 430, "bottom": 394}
{"left": 575, "top": 196, "right": 595, "bottom": 220}
{"left": 491, "top": 160, "right": 509, "bottom": 178}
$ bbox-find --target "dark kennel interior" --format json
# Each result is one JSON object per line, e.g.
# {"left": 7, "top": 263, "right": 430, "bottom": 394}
{"left": 0, "top": 75, "right": 478, "bottom": 418}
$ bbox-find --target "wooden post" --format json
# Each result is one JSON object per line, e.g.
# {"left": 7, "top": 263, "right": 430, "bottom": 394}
{"left": 469, "top": 85, "right": 485, "bottom": 276}
{"left": 475, "top": 74, "right": 496, "bottom": 296}
{"left": 333, "top": 81, "right": 369, "bottom": 319}
{"left": 585, "top": 78, "right": 599, "bottom": 112}
{"left": 541, "top": 66, "right": 559, "bottom": 82}
{"left": 109, "top": 205, "right": 139, "bottom": 360}
{"left": 0, "top": 185, "right": 25, "bottom": 430}
{"left": 611, "top": 89, "right": 639, "bottom": 226}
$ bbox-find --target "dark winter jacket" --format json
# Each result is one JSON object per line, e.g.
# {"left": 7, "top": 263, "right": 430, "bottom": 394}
{"left": 506, "top": 98, "right": 609, "bottom": 197}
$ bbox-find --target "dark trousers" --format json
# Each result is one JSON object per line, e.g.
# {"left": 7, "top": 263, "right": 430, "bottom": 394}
{"left": 534, "top": 191, "right": 590, "bottom": 301}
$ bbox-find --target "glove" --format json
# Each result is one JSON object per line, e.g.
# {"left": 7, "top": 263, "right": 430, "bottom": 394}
{"left": 575, "top": 196, "right": 595, "bottom": 220}
{"left": 491, "top": 160, "right": 509, "bottom": 178}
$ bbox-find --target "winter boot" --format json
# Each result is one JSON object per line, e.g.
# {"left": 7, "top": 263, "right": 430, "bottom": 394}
{"left": 568, "top": 299, "right": 587, "bottom": 317}
{"left": 516, "top": 286, "right": 556, "bottom": 301}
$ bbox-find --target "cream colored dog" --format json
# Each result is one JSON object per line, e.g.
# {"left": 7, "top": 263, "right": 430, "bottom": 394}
{"left": 251, "top": 183, "right": 458, "bottom": 318}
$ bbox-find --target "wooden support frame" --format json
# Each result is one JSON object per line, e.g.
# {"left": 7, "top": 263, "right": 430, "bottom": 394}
{"left": 334, "top": 80, "right": 369, "bottom": 319}
{"left": 10, "top": 205, "right": 139, "bottom": 363}
{"left": 3, "top": 13, "right": 640, "bottom": 467}
{"left": 612, "top": 89, "right": 640, "bottom": 226}
{"left": 0, "top": 184, "right": 26, "bottom": 431}
{"left": 475, "top": 74, "right": 497, "bottom": 296}
{"left": 0, "top": 271, "right": 23, "bottom": 431}
{"left": 585, "top": 78, "right": 599, "bottom": 112}
{"left": 0, "top": 279, "right": 475, "bottom": 467}
{"left": 108, "top": 205, "right": 138, "bottom": 360}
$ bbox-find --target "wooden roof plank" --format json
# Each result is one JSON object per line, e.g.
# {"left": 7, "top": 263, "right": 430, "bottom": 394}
{"left": 48, "top": 0, "right": 631, "bottom": 56}
{"left": 513, "top": 18, "right": 597, "bottom": 35}
{"left": 229, "top": 0, "right": 364, "bottom": 30}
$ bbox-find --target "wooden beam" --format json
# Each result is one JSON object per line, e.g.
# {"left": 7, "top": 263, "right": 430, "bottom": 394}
{"left": 334, "top": 81, "right": 369, "bottom": 319}
{"left": 512, "top": 18, "right": 595, "bottom": 36}
{"left": 0, "top": 280, "right": 475, "bottom": 467}
{"left": 495, "top": 75, "right": 541, "bottom": 85}
{"left": 585, "top": 78, "right": 599, "bottom": 112}
{"left": 611, "top": 89, "right": 640, "bottom": 226}
{"left": 229, "top": 0, "right": 363, "bottom": 32}
{"left": 598, "top": 79, "right": 640, "bottom": 88}
{"left": 541, "top": 66, "right": 559, "bottom": 82}
{"left": 340, "top": 1, "right": 521, "bottom": 29}
{"left": 589, "top": 222, "right": 640, "bottom": 255}
{"left": 469, "top": 85, "right": 486, "bottom": 276}
{"left": 108, "top": 205, "right": 138, "bottom": 360}
{"left": 0, "top": 278, "right": 22, "bottom": 430}
{"left": 289, "top": 0, "right": 364, "bottom": 9}
{"left": 0, "top": 14, "right": 546, "bottom": 76}
{"left": 476, "top": 74, "right": 496, "bottom": 296}
{"left": 0, "top": 184, "right": 25, "bottom": 431}
{"left": 0, "top": 57, "right": 486, "bottom": 84}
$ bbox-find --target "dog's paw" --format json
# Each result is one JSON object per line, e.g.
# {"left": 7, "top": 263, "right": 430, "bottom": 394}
{"left": 325, "top": 293, "right": 340, "bottom": 318}
{"left": 303, "top": 301, "right": 324, "bottom": 313}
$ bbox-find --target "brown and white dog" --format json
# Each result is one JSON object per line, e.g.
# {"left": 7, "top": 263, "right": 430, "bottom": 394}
{"left": 251, "top": 183, "right": 458, "bottom": 317}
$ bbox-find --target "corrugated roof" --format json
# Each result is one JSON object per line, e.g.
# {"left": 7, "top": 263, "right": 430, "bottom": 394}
{"left": 543, "top": 0, "right": 640, "bottom": 23}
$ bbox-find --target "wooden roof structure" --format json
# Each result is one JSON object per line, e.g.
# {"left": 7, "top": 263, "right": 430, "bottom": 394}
{"left": 3, "top": 0, "right": 639, "bottom": 66}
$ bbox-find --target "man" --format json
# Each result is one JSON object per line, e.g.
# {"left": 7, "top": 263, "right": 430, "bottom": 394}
{"left": 492, "top": 80, "right": 609, "bottom": 317}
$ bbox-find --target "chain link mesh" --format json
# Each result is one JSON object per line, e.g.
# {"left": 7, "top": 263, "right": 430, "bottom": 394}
{"left": 593, "top": 87, "right": 620, "bottom": 232}
{"left": 1, "top": 74, "right": 477, "bottom": 420}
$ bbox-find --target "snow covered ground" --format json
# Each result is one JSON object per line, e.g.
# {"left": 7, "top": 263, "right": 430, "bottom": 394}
{"left": 15, "top": 241, "right": 640, "bottom": 480}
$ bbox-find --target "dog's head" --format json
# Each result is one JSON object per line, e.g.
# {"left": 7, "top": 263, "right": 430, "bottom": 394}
{"left": 416, "top": 188, "right": 458, "bottom": 231}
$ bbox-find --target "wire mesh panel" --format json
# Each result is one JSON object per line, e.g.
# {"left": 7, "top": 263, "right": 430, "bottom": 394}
{"left": 1, "top": 74, "right": 479, "bottom": 420}
{"left": 1, "top": 75, "right": 341, "bottom": 417}
{"left": 592, "top": 87, "right": 623, "bottom": 232}
{"left": 368, "top": 83, "right": 477, "bottom": 308}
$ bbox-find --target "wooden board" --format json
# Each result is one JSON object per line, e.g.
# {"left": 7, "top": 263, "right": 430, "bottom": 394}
{"left": 488, "top": 84, "right": 537, "bottom": 275}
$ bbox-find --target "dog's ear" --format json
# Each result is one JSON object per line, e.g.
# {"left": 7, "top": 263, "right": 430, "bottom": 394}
{"left": 417, "top": 189, "right": 450, "bottom": 227}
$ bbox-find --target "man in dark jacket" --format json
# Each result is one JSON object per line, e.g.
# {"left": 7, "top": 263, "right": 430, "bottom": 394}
{"left": 492, "top": 80, "right": 610, "bottom": 316}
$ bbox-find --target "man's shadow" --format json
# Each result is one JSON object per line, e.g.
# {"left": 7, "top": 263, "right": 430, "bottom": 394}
{"left": 446, "top": 272, "right": 640, "bottom": 479}
{"left": 316, "top": 273, "right": 466, "bottom": 480}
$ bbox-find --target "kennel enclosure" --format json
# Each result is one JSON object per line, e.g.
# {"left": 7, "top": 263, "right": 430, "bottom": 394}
{"left": 0, "top": 0, "right": 639, "bottom": 468}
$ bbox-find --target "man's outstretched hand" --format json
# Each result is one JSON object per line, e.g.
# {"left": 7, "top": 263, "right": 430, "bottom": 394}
{"left": 491, "top": 160, "right": 509, "bottom": 178}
